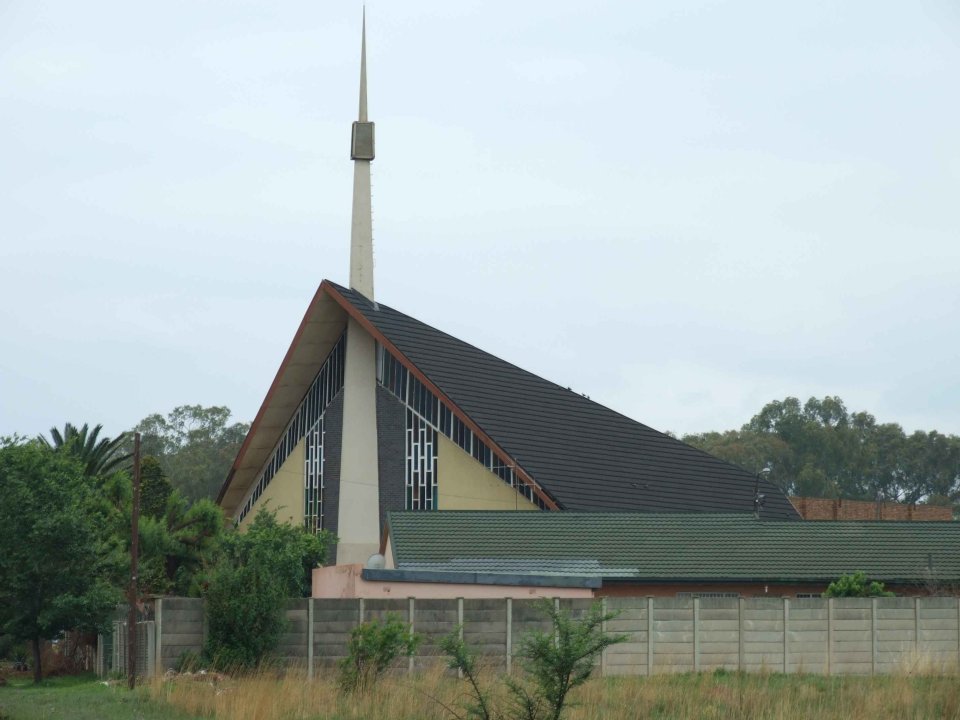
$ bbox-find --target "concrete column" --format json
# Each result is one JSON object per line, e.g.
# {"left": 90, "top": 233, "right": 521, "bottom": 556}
{"left": 693, "top": 597, "right": 700, "bottom": 673}
{"left": 359, "top": 597, "right": 365, "bottom": 625}
{"left": 600, "top": 597, "right": 608, "bottom": 677}
{"left": 337, "top": 319, "right": 382, "bottom": 565}
{"left": 647, "top": 596, "right": 654, "bottom": 676}
{"left": 349, "top": 160, "right": 374, "bottom": 299}
{"left": 554, "top": 598, "right": 560, "bottom": 649}
{"left": 914, "top": 597, "right": 920, "bottom": 656}
{"left": 783, "top": 598, "right": 789, "bottom": 674}
{"left": 307, "top": 598, "right": 315, "bottom": 680}
{"left": 738, "top": 598, "right": 745, "bottom": 672}
{"left": 144, "top": 621, "right": 156, "bottom": 678}
{"left": 505, "top": 598, "right": 512, "bottom": 675}
{"left": 155, "top": 599, "right": 163, "bottom": 679}
{"left": 827, "top": 598, "right": 833, "bottom": 676}
{"left": 870, "top": 597, "right": 877, "bottom": 676}
{"left": 408, "top": 597, "right": 415, "bottom": 675}
{"left": 459, "top": 597, "right": 465, "bottom": 679}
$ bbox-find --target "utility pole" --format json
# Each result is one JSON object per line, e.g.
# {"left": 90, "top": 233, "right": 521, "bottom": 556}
{"left": 127, "top": 432, "right": 141, "bottom": 690}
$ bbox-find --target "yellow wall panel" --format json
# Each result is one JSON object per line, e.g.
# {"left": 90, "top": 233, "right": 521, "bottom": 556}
{"left": 238, "top": 439, "right": 305, "bottom": 530}
{"left": 437, "top": 434, "right": 537, "bottom": 511}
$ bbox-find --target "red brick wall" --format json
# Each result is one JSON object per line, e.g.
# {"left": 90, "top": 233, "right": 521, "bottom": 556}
{"left": 598, "top": 581, "right": 827, "bottom": 598}
{"left": 789, "top": 496, "right": 952, "bottom": 521}
{"left": 597, "top": 581, "right": 944, "bottom": 598}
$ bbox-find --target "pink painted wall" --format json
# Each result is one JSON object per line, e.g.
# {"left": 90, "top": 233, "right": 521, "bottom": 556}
{"left": 312, "top": 564, "right": 594, "bottom": 599}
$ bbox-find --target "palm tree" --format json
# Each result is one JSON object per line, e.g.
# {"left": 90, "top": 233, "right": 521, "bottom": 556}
{"left": 39, "top": 423, "right": 131, "bottom": 477}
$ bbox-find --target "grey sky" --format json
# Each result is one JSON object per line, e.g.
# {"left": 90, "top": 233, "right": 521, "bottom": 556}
{"left": 1, "top": 1, "right": 958, "bottom": 442}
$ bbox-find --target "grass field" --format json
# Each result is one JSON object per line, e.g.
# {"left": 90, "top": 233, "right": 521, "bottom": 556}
{"left": 0, "top": 674, "right": 200, "bottom": 720}
{"left": 3, "top": 669, "right": 960, "bottom": 719}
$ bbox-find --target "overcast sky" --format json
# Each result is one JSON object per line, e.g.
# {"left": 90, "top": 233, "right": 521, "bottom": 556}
{"left": 1, "top": 1, "right": 958, "bottom": 442}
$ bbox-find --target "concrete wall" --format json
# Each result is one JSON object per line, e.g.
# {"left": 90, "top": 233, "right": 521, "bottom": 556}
{"left": 312, "top": 563, "right": 593, "bottom": 600}
{"left": 114, "top": 596, "right": 960, "bottom": 678}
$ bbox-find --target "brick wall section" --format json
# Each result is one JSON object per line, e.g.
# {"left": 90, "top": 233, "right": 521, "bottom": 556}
{"left": 323, "top": 393, "right": 344, "bottom": 565}
{"left": 127, "top": 596, "right": 960, "bottom": 679}
{"left": 376, "top": 386, "right": 406, "bottom": 530}
{"left": 790, "top": 496, "right": 952, "bottom": 521}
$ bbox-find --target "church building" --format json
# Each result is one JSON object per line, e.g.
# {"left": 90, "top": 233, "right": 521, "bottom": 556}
{"left": 216, "top": 18, "right": 799, "bottom": 567}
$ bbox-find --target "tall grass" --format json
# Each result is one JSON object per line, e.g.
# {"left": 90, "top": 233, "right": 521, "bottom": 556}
{"left": 150, "top": 664, "right": 960, "bottom": 720}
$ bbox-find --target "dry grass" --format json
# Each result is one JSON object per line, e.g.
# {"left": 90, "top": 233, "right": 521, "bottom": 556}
{"left": 150, "top": 663, "right": 960, "bottom": 720}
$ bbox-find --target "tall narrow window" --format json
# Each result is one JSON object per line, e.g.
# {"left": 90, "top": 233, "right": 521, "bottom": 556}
{"left": 304, "top": 416, "right": 325, "bottom": 532}
{"left": 406, "top": 409, "right": 437, "bottom": 509}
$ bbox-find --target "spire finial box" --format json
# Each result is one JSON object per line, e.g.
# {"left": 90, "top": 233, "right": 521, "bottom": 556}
{"left": 351, "top": 122, "right": 375, "bottom": 161}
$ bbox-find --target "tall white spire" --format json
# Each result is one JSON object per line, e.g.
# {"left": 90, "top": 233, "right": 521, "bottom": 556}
{"left": 349, "top": 8, "right": 375, "bottom": 300}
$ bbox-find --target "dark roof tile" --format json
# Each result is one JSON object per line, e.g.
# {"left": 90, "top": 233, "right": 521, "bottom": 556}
{"left": 331, "top": 282, "right": 798, "bottom": 518}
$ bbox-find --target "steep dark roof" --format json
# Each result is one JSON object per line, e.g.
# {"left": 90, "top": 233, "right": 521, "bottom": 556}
{"left": 330, "top": 282, "right": 798, "bottom": 519}
{"left": 387, "top": 511, "right": 960, "bottom": 583}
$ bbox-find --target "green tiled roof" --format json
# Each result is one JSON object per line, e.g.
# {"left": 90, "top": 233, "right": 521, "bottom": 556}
{"left": 386, "top": 511, "right": 960, "bottom": 583}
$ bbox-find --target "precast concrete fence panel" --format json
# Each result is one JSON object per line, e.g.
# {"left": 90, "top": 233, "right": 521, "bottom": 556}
{"left": 100, "top": 596, "right": 960, "bottom": 679}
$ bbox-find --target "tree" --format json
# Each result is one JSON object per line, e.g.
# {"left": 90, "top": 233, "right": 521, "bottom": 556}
{"left": 683, "top": 395, "right": 960, "bottom": 511}
{"left": 140, "top": 455, "right": 173, "bottom": 519}
{"left": 0, "top": 439, "right": 122, "bottom": 683}
{"left": 138, "top": 491, "right": 224, "bottom": 597}
{"left": 39, "top": 422, "right": 130, "bottom": 477}
{"left": 203, "top": 510, "right": 332, "bottom": 669}
{"left": 132, "top": 405, "right": 250, "bottom": 501}
{"left": 442, "top": 601, "right": 625, "bottom": 720}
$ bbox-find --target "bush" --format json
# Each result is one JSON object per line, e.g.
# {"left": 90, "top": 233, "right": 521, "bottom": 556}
{"left": 338, "top": 614, "right": 421, "bottom": 693}
{"left": 442, "top": 600, "right": 625, "bottom": 720}
{"left": 203, "top": 510, "right": 333, "bottom": 670}
{"left": 823, "top": 571, "right": 894, "bottom": 598}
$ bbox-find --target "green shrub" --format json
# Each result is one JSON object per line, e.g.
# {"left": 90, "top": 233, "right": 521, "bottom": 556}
{"left": 823, "top": 571, "right": 894, "bottom": 598}
{"left": 337, "top": 614, "right": 421, "bottom": 693}
{"left": 203, "top": 510, "right": 333, "bottom": 670}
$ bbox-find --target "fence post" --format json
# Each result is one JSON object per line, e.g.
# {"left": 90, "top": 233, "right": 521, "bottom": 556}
{"left": 871, "top": 597, "right": 877, "bottom": 676}
{"left": 826, "top": 598, "right": 833, "bottom": 676}
{"left": 647, "top": 596, "right": 654, "bottom": 676}
{"left": 458, "top": 597, "right": 465, "bottom": 679}
{"left": 145, "top": 621, "right": 156, "bottom": 678}
{"left": 154, "top": 599, "right": 163, "bottom": 677}
{"left": 408, "top": 597, "right": 416, "bottom": 675}
{"left": 601, "top": 597, "right": 608, "bottom": 677}
{"left": 783, "top": 598, "right": 789, "bottom": 674}
{"left": 554, "top": 598, "right": 560, "bottom": 648}
{"left": 307, "top": 598, "right": 314, "bottom": 680}
{"left": 693, "top": 597, "right": 700, "bottom": 673}
{"left": 504, "top": 598, "right": 511, "bottom": 675}
{"left": 914, "top": 596, "right": 920, "bottom": 657}
{"left": 358, "top": 597, "right": 365, "bottom": 625}
{"left": 738, "top": 597, "right": 745, "bottom": 672}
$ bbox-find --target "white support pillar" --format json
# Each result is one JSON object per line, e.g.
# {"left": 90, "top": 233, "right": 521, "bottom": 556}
{"left": 336, "top": 318, "right": 382, "bottom": 565}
